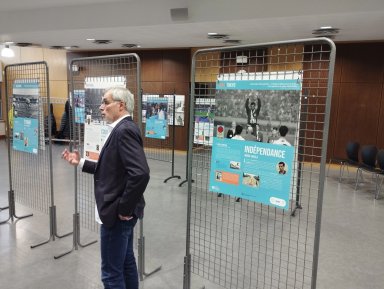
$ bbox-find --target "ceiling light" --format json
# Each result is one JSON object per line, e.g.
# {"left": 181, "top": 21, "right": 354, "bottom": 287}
{"left": 64, "top": 46, "right": 79, "bottom": 50}
{"left": 223, "top": 39, "right": 241, "bottom": 44}
{"left": 207, "top": 33, "right": 229, "bottom": 40}
{"left": 15, "top": 42, "right": 34, "bottom": 47}
{"left": 122, "top": 44, "right": 138, "bottom": 48}
{"left": 86, "top": 38, "right": 95, "bottom": 41}
{"left": 208, "top": 32, "right": 218, "bottom": 36}
{"left": 320, "top": 26, "right": 333, "bottom": 30}
{"left": 1, "top": 45, "right": 15, "bottom": 58}
{"left": 50, "top": 46, "right": 65, "bottom": 50}
{"left": 92, "top": 40, "right": 112, "bottom": 44}
{"left": 312, "top": 27, "right": 340, "bottom": 35}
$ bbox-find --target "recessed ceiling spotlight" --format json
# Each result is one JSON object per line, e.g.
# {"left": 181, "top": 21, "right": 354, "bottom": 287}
{"left": 64, "top": 46, "right": 79, "bottom": 50}
{"left": 207, "top": 33, "right": 229, "bottom": 40}
{"left": 50, "top": 46, "right": 65, "bottom": 49}
{"left": 15, "top": 42, "right": 34, "bottom": 47}
{"left": 121, "top": 44, "right": 138, "bottom": 48}
{"left": 86, "top": 38, "right": 95, "bottom": 41}
{"left": 320, "top": 26, "right": 333, "bottom": 30}
{"left": 223, "top": 39, "right": 241, "bottom": 44}
{"left": 92, "top": 40, "right": 112, "bottom": 44}
{"left": 207, "top": 32, "right": 218, "bottom": 36}
{"left": 312, "top": 27, "right": 340, "bottom": 35}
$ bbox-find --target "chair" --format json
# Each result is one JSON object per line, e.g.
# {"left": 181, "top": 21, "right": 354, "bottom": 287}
{"left": 355, "top": 145, "right": 378, "bottom": 191}
{"left": 375, "top": 149, "right": 384, "bottom": 199}
{"left": 327, "top": 141, "right": 360, "bottom": 182}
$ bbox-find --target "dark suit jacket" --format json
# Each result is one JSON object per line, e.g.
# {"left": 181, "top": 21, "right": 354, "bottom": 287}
{"left": 82, "top": 116, "right": 150, "bottom": 228}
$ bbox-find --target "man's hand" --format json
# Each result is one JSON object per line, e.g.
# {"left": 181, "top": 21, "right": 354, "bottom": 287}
{"left": 61, "top": 149, "right": 80, "bottom": 166}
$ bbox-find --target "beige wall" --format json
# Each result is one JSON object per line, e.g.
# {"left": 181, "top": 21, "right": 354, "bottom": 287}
{"left": 0, "top": 46, "right": 68, "bottom": 134}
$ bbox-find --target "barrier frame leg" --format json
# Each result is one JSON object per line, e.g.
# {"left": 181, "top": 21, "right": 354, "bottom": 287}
{"left": 0, "top": 190, "right": 33, "bottom": 225}
{"left": 54, "top": 213, "right": 97, "bottom": 259}
{"left": 31, "top": 205, "right": 73, "bottom": 249}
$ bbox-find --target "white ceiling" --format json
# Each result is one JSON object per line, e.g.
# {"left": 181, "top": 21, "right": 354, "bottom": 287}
{"left": 0, "top": 0, "right": 383, "bottom": 50}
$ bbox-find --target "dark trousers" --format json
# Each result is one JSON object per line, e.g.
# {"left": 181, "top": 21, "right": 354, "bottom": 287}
{"left": 100, "top": 218, "right": 138, "bottom": 289}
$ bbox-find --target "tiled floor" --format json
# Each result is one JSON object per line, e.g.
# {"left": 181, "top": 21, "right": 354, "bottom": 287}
{"left": 1, "top": 140, "right": 384, "bottom": 289}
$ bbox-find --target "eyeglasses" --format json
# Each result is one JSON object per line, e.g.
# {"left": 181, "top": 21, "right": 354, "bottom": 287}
{"left": 100, "top": 99, "right": 122, "bottom": 106}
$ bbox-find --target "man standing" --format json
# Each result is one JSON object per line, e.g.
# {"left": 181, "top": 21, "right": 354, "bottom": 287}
{"left": 273, "top": 125, "right": 292, "bottom": 146}
{"left": 245, "top": 97, "right": 261, "bottom": 136}
{"left": 62, "top": 87, "right": 150, "bottom": 289}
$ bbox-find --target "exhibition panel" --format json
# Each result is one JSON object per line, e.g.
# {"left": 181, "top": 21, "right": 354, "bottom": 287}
{"left": 185, "top": 38, "right": 336, "bottom": 289}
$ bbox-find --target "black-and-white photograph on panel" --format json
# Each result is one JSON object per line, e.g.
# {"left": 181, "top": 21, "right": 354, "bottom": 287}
{"left": 215, "top": 71, "right": 301, "bottom": 146}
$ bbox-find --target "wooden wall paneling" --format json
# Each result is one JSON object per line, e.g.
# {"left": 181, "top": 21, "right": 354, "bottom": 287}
{"left": 340, "top": 43, "right": 384, "bottom": 83}
{"left": 43, "top": 49, "right": 68, "bottom": 81}
{"left": 333, "top": 45, "right": 343, "bottom": 83}
{"left": 333, "top": 83, "right": 382, "bottom": 158}
{"left": 375, "top": 84, "right": 384, "bottom": 148}
{"left": 327, "top": 82, "right": 340, "bottom": 160}
{"left": 20, "top": 47, "right": 44, "bottom": 63}
{"left": 162, "top": 50, "right": 190, "bottom": 83}
{"left": 162, "top": 81, "right": 188, "bottom": 95}
{"left": 141, "top": 82, "right": 163, "bottom": 94}
{"left": 141, "top": 51, "right": 163, "bottom": 82}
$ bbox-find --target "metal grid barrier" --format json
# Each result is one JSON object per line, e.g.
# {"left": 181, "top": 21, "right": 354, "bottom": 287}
{"left": 58, "top": 53, "right": 161, "bottom": 277}
{"left": 1, "top": 62, "right": 51, "bottom": 224}
{"left": 69, "top": 54, "right": 141, "bottom": 235}
{"left": 55, "top": 54, "right": 162, "bottom": 280}
{"left": 184, "top": 38, "right": 336, "bottom": 289}
{"left": 55, "top": 54, "right": 141, "bottom": 259}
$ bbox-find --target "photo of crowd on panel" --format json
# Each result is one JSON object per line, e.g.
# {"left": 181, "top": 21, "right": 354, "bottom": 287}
{"left": 193, "top": 98, "right": 215, "bottom": 146}
{"left": 143, "top": 95, "right": 168, "bottom": 139}
{"left": 11, "top": 79, "right": 41, "bottom": 154}
{"left": 142, "top": 94, "right": 185, "bottom": 126}
{"left": 208, "top": 71, "right": 302, "bottom": 210}
{"left": 82, "top": 76, "right": 126, "bottom": 161}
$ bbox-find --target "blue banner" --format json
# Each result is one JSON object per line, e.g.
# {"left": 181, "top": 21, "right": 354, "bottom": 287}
{"left": 13, "top": 117, "right": 39, "bottom": 154}
{"left": 74, "top": 89, "right": 85, "bottom": 124}
{"left": 209, "top": 137, "right": 294, "bottom": 209}
{"left": 12, "top": 80, "right": 40, "bottom": 154}
{"left": 216, "top": 79, "right": 301, "bottom": 91}
{"left": 145, "top": 97, "right": 168, "bottom": 139}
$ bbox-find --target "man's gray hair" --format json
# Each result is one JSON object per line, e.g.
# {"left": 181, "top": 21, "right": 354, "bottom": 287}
{"left": 106, "top": 87, "right": 135, "bottom": 114}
